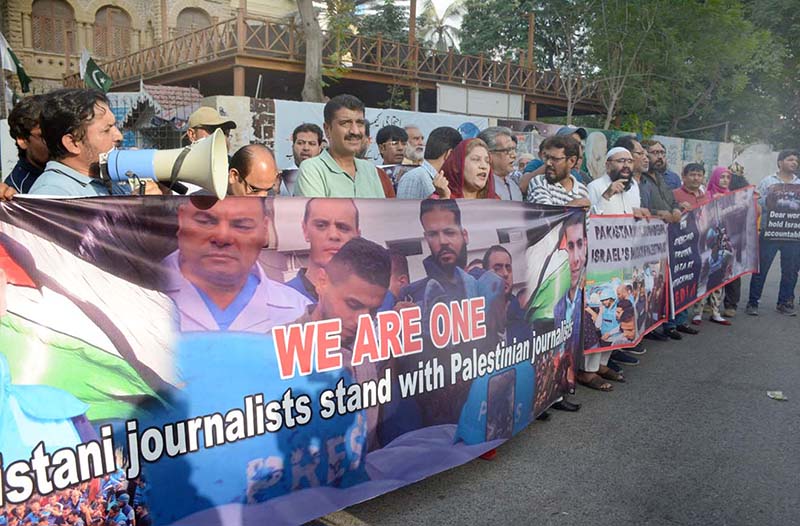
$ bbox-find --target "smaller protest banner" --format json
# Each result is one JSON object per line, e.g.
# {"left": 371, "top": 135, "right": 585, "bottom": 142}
{"left": 584, "top": 215, "right": 670, "bottom": 354}
{"left": 762, "top": 183, "right": 800, "bottom": 242}
{"left": 669, "top": 187, "right": 758, "bottom": 315}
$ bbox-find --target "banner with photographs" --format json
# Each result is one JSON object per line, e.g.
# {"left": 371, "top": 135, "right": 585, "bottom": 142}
{"left": 669, "top": 187, "right": 758, "bottom": 315}
{"left": 583, "top": 216, "right": 670, "bottom": 354}
{"left": 761, "top": 184, "right": 800, "bottom": 242}
{"left": 0, "top": 197, "right": 582, "bottom": 526}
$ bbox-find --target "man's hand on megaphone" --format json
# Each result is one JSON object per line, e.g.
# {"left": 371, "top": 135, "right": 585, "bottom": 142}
{"left": 135, "top": 180, "right": 172, "bottom": 195}
{"left": 0, "top": 183, "right": 16, "bottom": 201}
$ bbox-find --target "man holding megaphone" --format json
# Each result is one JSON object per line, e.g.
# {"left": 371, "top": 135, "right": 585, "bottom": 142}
{"left": 28, "top": 89, "right": 130, "bottom": 197}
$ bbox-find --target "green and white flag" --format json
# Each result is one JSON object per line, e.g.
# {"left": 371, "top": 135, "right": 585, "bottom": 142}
{"left": 0, "top": 32, "right": 32, "bottom": 93}
{"left": 80, "top": 49, "right": 112, "bottom": 93}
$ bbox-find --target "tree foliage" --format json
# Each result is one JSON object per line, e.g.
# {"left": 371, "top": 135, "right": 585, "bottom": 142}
{"left": 358, "top": 0, "right": 409, "bottom": 41}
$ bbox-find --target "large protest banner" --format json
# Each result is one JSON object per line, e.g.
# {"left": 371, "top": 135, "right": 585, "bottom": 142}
{"left": 583, "top": 216, "right": 670, "bottom": 353}
{"left": 0, "top": 197, "right": 582, "bottom": 526}
{"left": 761, "top": 184, "right": 800, "bottom": 242}
{"left": 669, "top": 187, "right": 758, "bottom": 315}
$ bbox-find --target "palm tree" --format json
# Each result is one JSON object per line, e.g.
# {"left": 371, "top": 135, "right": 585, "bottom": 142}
{"left": 418, "top": 0, "right": 465, "bottom": 51}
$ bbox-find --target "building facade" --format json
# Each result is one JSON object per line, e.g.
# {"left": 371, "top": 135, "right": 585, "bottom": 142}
{"left": 1, "top": 0, "right": 296, "bottom": 92}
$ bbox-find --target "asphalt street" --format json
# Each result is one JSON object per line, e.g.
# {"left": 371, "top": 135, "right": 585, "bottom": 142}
{"left": 315, "top": 268, "right": 800, "bottom": 526}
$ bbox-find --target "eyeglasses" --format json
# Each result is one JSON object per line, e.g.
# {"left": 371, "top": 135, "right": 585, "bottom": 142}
{"left": 491, "top": 147, "right": 517, "bottom": 155}
{"left": 542, "top": 154, "right": 570, "bottom": 164}
{"left": 238, "top": 173, "right": 278, "bottom": 196}
{"left": 610, "top": 158, "right": 634, "bottom": 165}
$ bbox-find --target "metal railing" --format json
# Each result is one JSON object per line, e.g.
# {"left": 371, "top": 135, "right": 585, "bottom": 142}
{"left": 64, "top": 13, "right": 600, "bottom": 106}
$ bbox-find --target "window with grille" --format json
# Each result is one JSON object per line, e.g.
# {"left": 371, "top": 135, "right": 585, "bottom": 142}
{"left": 31, "top": 0, "right": 76, "bottom": 53}
{"left": 94, "top": 5, "right": 132, "bottom": 58}
{"left": 175, "top": 8, "right": 212, "bottom": 36}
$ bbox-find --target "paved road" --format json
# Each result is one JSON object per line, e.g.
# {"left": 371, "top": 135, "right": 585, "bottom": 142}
{"left": 317, "top": 269, "right": 800, "bottom": 526}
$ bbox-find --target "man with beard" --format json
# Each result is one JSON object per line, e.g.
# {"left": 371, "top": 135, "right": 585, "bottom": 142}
{"left": 295, "top": 94, "right": 385, "bottom": 197}
{"left": 527, "top": 135, "right": 590, "bottom": 207}
{"left": 398, "top": 199, "right": 503, "bottom": 430}
{"left": 642, "top": 139, "right": 681, "bottom": 190}
{"left": 403, "top": 125, "right": 425, "bottom": 165}
{"left": 479, "top": 127, "right": 523, "bottom": 201}
{"left": 587, "top": 147, "right": 650, "bottom": 217}
{"left": 286, "top": 198, "right": 361, "bottom": 301}
{"left": 618, "top": 136, "right": 681, "bottom": 223}
{"left": 402, "top": 199, "right": 478, "bottom": 307}
{"left": 28, "top": 89, "right": 127, "bottom": 196}
{"left": 293, "top": 236, "right": 391, "bottom": 451}
{"left": 163, "top": 196, "right": 309, "bottom": 332}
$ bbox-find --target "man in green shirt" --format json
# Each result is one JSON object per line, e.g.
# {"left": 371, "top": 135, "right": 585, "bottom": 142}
{"left": 294, "top": 94, "right": 387, "bottom": 198}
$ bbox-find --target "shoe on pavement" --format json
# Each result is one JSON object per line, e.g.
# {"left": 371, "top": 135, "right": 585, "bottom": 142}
{"left": 607, "top": 361, "right": 624, "bottom": 374}
{"left": 709, "top": 314, "right": 732, "bottom": 326}
{"left": 610, "top": 350, "right": 639, "bottom": 365}
{"left": 553, "top": 400, "right": 581, "bottom": 412}
{"left": 626, "top": 343, "right": 647, "bottom": 355}
{"left": 723, "top": 308, "right": 737, "bottom": 317}
{"left": 691, "top": 313, "right": 702, "bottom": 325}
{"left": 644, "top": 331, "right": 669, "bottom": 342}
{"left": 777, "top": 303, "right": 797, "bottom": 316}
{"left": 676, "top": 324, "right": 699, "bottom": 335}
{"left": 745, "top": 304, "right": 758, "bottom": 316}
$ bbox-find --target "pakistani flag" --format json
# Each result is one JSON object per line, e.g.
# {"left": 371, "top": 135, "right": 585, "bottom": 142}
{"left": 80, "top": 49, "right": 112, "bottom": 93}
{"left": 0, "top": 32, "right": 31, "bottom": 93}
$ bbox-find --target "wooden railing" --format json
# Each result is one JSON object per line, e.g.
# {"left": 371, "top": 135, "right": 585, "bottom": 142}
{"left": 64, "top": 14, "right": 601, "bottom": 106}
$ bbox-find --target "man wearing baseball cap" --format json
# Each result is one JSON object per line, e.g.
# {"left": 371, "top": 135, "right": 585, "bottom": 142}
{"left": 186, "top": 106, "right": 237, "bottom": 149}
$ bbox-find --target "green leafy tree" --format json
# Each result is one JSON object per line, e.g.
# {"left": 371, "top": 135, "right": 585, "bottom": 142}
{"left": 358, "top": 0, "right": 409, "bottom": 41}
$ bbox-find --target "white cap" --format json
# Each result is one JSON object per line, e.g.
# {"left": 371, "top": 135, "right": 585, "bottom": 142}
{"left": 606, "top": 146, "right": 631, "bottom": 160}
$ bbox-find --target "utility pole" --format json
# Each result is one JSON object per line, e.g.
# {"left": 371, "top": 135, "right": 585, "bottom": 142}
{"left": 409, "top": 0, "right": 418, "bottom": 111}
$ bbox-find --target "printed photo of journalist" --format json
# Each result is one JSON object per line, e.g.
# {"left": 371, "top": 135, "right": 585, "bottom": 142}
{"left": 584, "top": 260, "right": 667, "bottom": 350}
{"left": 695, "top": 189, "right": 757, "bottom": 297}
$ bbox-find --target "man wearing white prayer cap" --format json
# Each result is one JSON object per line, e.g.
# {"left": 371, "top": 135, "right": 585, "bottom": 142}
{"left": 586, "top": 146, "right": 650, "bottom": 217}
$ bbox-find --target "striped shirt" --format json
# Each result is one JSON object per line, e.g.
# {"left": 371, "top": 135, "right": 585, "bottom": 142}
{"left": 527, "top": 173, "right": 589, "bottom": 206}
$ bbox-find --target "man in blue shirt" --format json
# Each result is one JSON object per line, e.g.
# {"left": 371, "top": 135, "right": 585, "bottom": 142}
{"left": 396, "top": 126, "right": 461, "bottom": 199}
{"left": 28, "top": 89, "right": 127, "bottom": 197}
{"left": 4, "top": 94, "right": 48, "bottom": 193}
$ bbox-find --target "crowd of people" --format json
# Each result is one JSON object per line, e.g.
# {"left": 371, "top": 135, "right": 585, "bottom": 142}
{"left": 0, "top": 87, "right": 798, "bottom": 475}
{"left": 0, "top": 475, "right": 150, "bottom": 526}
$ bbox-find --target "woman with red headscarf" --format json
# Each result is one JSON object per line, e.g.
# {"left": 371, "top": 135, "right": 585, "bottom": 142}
{"left": 441, "top": 138, "right": 499, "bottom": 199}
{"left": 693, "top": 166, "right": 733, "bottom": 326}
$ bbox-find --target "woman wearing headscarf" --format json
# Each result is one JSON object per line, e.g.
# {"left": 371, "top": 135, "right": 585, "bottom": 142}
{"left": 441, "top": 138, "right": 499, "bottom": 199}
{"left": 693, "top": 166, "right": 733, "bottom": 326}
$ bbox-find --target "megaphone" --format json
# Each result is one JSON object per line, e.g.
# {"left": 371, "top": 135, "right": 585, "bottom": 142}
{"left": 100, "top": 129, "right": 229, "bottom": 199}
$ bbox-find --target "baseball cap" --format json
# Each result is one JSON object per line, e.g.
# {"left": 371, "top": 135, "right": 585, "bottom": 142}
{"left": 556, "top": 126, "right": 587, "bottom": 140}
{"left": 187, "top": 107, "right": 237, "bottom": 130}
